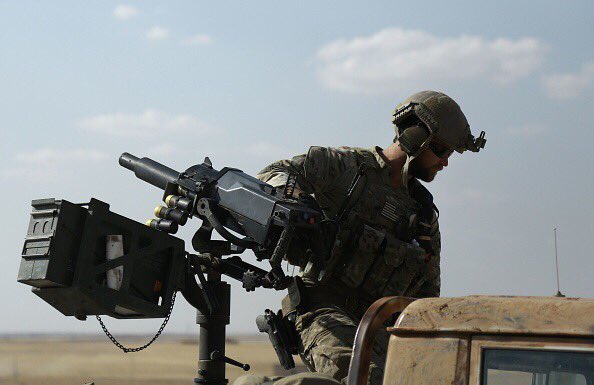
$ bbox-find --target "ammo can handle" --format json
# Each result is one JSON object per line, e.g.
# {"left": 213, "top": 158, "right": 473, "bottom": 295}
{"left": 346, "top": 296, "right": 416, "bottom": 385}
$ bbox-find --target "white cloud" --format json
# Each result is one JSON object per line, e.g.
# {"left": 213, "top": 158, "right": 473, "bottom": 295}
{"left": 182, "top": 34, "right": 214, "bottom": 46}
{"left": 113, "top": 4, "right": 139, "bottom": 21}
{"left": 1, "top": 148, "right": 109, "bottom": 180}
{"left": 541, "top": 59, "right": 594, "bottom": 100}
{"left": 78, "top": 109, "right": 211, "bottom": 138}
{"left": 313, "top": 28, "right": 548, "bottom": 94}
{"left": 146, "top": 26, "right": 170, "bottom": 42}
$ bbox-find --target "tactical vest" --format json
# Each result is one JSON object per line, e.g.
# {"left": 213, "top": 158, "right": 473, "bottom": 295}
{"left": 300, "top": 147, "right": 438, "bottom": 315}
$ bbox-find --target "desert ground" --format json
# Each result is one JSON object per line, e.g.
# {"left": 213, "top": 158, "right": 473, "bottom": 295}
{"left": 0, "top": 335, "right": 306, "bottom": 385}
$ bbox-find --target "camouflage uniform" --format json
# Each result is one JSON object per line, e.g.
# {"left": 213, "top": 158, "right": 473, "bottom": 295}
{"left": 253, "top": 145, "right": 441, "bottom": 385}
{"left": 234, "top": 372, "right": 341, "bottom": 385}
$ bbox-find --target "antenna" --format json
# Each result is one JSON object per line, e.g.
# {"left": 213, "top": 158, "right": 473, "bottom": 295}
{"left": 554, "top": 228, "right": 565, "bottom": 297}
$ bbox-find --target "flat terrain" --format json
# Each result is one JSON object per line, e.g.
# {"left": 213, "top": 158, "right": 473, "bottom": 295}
{"left": 0, "top": 336, "right": 305, "bottom": 385}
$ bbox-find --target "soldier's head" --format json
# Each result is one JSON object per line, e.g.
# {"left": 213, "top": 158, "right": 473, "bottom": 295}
{"left": 392, "top": 90, "right": 486, "bottom": 185}
{"left": 408, "top": 140, "right": 451, "bottom": 182}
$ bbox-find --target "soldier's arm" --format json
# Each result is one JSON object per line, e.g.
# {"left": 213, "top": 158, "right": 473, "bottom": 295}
{"left": 256, "top": 146, "right": 353, "bottom": 195}
{"left": 256, "top": 153, "right": 311, "bottom": 193}
{"left": 416, "top": 216, "right": 441, "bottom": 298}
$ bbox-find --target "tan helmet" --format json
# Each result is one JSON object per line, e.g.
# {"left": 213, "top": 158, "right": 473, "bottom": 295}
{"left": 392, "top": 91, "right": 486, "bottom": 186}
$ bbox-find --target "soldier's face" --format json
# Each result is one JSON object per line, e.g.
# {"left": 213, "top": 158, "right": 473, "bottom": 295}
{"left": 410, "top": 146, "right": 450, "bottom": 182}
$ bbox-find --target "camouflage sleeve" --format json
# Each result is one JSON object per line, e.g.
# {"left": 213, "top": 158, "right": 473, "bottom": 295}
{"left": 256, "top": 153, "right": 316, "bottom": 197}
{"left": 416, "top": 215, "right": 441, "bottom": 298}
{"left": 256, "top": 146, "right": 354, "bottom": 195}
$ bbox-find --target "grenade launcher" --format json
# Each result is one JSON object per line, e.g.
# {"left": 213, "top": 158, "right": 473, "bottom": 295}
{"left": 19, "top": 152, "right": 325, "bottom": 319}
{"left": 18, "top": 153, "right": 325, "bottom": 380}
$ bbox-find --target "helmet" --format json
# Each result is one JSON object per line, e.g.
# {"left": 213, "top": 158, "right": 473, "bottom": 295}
{"left": 393, "top": 90, "right": 486, "bottom": 156}
{"left": 392, "top": 91, "right": 486, "bottom": 185}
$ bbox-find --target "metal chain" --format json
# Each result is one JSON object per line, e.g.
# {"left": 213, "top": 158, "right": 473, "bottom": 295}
{"left": 96, "top": 291, "right": 177, "bottom": 353}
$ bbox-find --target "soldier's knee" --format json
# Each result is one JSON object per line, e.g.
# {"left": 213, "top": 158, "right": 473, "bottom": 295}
{"left": 308, "top": 345, "right": 352, "bottom": 381}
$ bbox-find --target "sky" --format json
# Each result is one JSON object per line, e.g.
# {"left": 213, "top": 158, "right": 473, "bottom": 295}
{"left": 0, "top": 1, "right": 593, "bottom": 337}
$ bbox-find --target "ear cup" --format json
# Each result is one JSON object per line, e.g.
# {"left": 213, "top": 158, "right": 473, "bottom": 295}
{"left": 398, "top": 125, "right": 431, "bottom": 156}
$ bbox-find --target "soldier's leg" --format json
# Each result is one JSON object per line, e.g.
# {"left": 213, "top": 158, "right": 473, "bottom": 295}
{"left": 295, "top": 306, "right": 387, "bottom": 385}
{"left": 233, "top": 375, "right": 284, "bottom": 385}
{"left": 233, "top": 372, "right": 341, "bottom": 385}
{"left": 276, "top": 372, "right": 342, "bottom": 385}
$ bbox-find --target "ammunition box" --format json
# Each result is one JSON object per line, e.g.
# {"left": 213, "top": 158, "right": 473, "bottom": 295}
{"left": 18, "top": 198, "right": 185, "bottom": 319}
{"left": 18, "top": 199, "right": 86, "bottom": 288}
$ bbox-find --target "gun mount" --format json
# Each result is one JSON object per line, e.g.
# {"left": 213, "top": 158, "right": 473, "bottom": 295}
{"left": 18, "top": 153, "right": 328, "bottom": 384}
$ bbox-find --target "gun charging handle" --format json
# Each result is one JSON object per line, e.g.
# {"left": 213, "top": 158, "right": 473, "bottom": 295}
{"left": 210, "top": 350, "right": 250, "bottom": 371}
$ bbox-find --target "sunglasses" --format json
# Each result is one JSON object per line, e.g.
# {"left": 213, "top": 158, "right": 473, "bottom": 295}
{"left": 428, "top": 140, "right": 454, "bottom": 159}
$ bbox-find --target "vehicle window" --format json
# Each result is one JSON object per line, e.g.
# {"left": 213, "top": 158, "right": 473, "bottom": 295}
{"left": 481, "top": 348, "right": 593, "bottom": 385}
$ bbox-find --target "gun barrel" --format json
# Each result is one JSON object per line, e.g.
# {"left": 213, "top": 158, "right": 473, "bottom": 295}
{"left": 119, "top": 152, "right": 181, "bottom": 190}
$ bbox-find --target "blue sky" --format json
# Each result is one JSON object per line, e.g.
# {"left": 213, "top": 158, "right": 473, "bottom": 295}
{"left": 1, "top": 1, "right": 593, "bottom": 335}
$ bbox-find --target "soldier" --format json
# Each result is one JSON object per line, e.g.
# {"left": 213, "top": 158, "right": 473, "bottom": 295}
{"left": 236, "top": 90, "right": 486, "bottom": 385}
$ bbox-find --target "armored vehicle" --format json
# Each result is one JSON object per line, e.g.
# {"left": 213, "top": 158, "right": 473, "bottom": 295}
{"left": 349, "top": 295, "right": 594, "bottom": 385}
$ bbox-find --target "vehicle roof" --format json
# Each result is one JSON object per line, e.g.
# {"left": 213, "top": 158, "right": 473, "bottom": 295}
{"left": 390, "top": 296, "right": 594, "bottom": 337}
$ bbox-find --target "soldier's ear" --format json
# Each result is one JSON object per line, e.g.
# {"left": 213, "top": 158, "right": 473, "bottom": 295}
{"left": 398, "top": 125, "right": 431, "bottom": 156}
